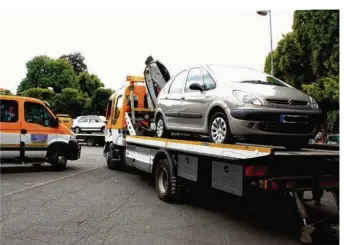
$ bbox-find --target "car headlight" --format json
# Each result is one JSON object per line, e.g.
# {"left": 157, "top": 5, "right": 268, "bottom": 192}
{"left": 310, "top": 97, "right": 319, "bottom": 109}
{"left": 233, "top": 90, "right": 262, "bottom": 106}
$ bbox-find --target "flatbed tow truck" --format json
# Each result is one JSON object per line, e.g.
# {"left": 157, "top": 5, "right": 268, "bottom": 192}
{"left": 74, "top": 133, "right": 105, "bottom": 146}
{"left": 103, "top": 58, "right": 339, "bottom": 244}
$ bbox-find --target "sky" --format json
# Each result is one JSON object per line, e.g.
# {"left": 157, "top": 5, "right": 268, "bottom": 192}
{"left": 0, "top": 8, "right": 295, "bottom": 93}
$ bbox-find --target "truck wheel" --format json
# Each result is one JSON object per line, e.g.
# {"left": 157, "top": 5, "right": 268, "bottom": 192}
{"left": 154, "top": 158, "right": 175, "bottom": 202}
{"left": 51, "top": 151, "right": 67, "bottom": 171}
{"left": 74, "top": 127, "right": 81, "bottom": 134}
{"left": 87, "top": 138, "right": 95, "bottom": 146}
{"left": 106, "top": 144, "right": 124, "bottom": 170}
{"left": 208, "top": 112, "right": 233, "bottom": 144}
{"left": 156, "top": 115, "right": 170, "bottom": 138}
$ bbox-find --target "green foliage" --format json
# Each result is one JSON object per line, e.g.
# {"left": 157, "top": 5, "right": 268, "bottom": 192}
{"left": 20, "top": 87, "right": 55, "bottom": 104}
{"left": 18, "top": 56, "right": 78, "bottom": 94}
{"left": 60, "top": 53, "right": 87, "bottom": 75}
{"left": 264, "top": 10, "right": 339, "bottom": 117}
{"left": 1, "top": 89, "right": 12, "bottom": 95}
{"left": 90, "top": 88, "right": 114, "bottom": 115}
{"left": 77, "top": 72, "right": 104, "bottom": 97}
{"left": 18, "top": 53, "right": 113, "bottom": 118}
{"left": 52, "top": 88, "right": 87, "bottom": 118}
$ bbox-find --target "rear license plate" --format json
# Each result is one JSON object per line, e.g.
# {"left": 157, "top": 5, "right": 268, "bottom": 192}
{"left": 280, "top": 115, "right": 308, "bottom": 124}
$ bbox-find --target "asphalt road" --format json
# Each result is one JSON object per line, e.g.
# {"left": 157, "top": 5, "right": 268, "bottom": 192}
{"left": 0, "top": 146, "right": 339, "bottom": 245}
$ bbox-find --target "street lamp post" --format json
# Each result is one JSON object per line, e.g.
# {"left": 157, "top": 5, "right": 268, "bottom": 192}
{"left": 257, "top": 10, "right": 273, "bottom": 76}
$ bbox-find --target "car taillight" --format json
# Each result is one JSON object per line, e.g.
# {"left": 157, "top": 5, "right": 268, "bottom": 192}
{"left": 245, "top": 166, "right": 269, "bottom": 177}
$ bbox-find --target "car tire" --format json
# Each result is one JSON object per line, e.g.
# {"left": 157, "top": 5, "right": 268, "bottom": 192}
{"left": 156, "top": 115, "right": 170, "bottom": 138}
{"left": 208, "top": 112, "right": 233, "bottom": 144}
{"left": 101, "top": 127, "right": 105, "bottom": 134}
{"left": 154, "top": 158, "right": 175, "bottom": 202}
{"left": 74, "top": 127, "right": 81, "bottom": 134}
{"left": 51, "top": 151, "right": 67, "bottom": 171}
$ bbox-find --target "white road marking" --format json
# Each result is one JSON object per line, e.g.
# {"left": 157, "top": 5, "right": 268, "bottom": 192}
{"left": 1, "top": 166, "right": 102, "bottom": 198}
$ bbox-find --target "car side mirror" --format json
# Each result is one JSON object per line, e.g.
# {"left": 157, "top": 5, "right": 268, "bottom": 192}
{"left": 51, "top": 118, "right": 59, "bottom": 128}
{"left": 189, "top": 83, "right": 204, "bottom": 91}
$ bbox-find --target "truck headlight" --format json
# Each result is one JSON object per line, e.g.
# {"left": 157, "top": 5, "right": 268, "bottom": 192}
{"left": 70, "top": 135, "right": 77, "bottom": 142}
{"left": 310, "top": 97, "right": 319, "bottom": 109}
{"left": 233, "top": 90, "right": 262, "bottom": 106}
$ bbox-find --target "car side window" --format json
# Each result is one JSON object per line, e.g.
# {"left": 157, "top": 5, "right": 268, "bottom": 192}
{"left": 168, "top": 71, "right": 187, "bottom": 94}
{"left": 78, "top": 116, "right": 89, "bottom": 123}
{"left": 24, "top": 102, "right": 53, "bottom": 127}
{"left": 202, "top": 68, "right": 216, "bottom": 90}
{"left": 90, "top": 116, "right": 99, "bottom": 123}
{"left": 0, "top": 99, "right": 18, "bottom": 123}
{"left": 185, "top": 68, "right": 202, "bottom": 92}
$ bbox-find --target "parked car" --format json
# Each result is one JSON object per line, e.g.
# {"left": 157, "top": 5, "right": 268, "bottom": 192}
{"left": 72, "top": 115, "right": 106, "bottom": 134}
{"left": 155, "top": 65, "right": 322, "bottom": 149}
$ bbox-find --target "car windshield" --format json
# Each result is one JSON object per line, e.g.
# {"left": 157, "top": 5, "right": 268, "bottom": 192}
{"left": 207, "top": 65, "right": 287, "bottom": 87}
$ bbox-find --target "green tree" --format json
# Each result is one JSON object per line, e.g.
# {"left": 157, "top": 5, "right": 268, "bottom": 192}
{"left": 18, "top": 56, "right": 78, "bottom": 94}
{"left": 20, "top": 87, "right": 55, "bottom": 105}
{"left": 264, "top": 10, "right": 339, "bottom": 124}
{"left": 52, "top": 88, "right": 86, "bottom": 118}
{"left": 90, "top": 88, "right": 113, "bottom": 115}
{"left": 60, "top": 53, "right": 87, "bottom": 75}
{"left": 77, "top": 72, "right": 104, "bottom": 97}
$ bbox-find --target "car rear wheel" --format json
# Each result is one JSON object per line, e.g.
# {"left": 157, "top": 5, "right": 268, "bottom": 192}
{"left": 209, "top": 112, "right": 233, "bottom": 144}
{"left": 74, "top": 127, "right": 81, "bottom": 134}
{"left": 156, "top": 115, "right": 170, "bottom": 138}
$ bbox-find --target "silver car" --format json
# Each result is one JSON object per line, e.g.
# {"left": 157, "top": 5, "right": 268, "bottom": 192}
{"left": 155, "top": 65, "right": 322, "bottom": 149}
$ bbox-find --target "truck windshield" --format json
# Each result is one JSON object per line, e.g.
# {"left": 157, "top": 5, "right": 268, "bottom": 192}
{"left": 207, "top": 64, "right": 287, "bottom": 87}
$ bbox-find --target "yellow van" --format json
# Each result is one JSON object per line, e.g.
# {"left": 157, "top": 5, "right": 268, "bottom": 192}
{"left": 56, "top": 114, "right": 73, "bottom": 129}
{"left": 0, "top": 95, "right": 81, "bottom": 169}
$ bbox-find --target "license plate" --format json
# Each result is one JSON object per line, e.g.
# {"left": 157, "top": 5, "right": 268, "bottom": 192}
{"left": 280, "top": 115, "right": 308, "bottom": 124}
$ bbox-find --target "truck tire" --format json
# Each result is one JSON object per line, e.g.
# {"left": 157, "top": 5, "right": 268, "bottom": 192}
{"left": 87, "top": 138, "right": 95, "bottom": 146}
{"left": 106, "top": 144, "right": 124, "bottom": 170}
{"left": 154, "top": 158, "right": 176, "bottom": 202}
{"left": 51, "top": 151, "right": 67, "bottom": 171}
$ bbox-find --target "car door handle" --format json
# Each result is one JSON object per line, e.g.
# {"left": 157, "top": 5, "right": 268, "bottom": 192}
{"left": 181, "top": 96, "right": 185, "bottom": 100}
{"left": 21, "top": 129, "right": 27, "bottom": 134}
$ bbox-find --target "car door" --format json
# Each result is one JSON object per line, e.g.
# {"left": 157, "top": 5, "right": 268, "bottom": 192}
{"left": 180, "top": 67, "right": 215, "bottom": 130}
{"left": 78, "top": 116, "right": 90, "bottom": 131}
{"left": 159, "top": 70, "right": 188, "bottom": 127}
{"left": 0, "top": 98, "right": 21, "bottom": 159}
{"left": 22, "top": 101, "right": 58, "bottom": 159}
{"left": 89, "top": 116, "right": 102, "bottom": 131}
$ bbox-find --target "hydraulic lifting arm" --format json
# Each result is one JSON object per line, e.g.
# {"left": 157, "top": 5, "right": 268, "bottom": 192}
{"left": 144, "top": 56, "right": 170, "bottom": 109}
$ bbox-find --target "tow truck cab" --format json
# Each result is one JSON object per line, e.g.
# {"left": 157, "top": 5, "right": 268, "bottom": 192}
{"left": 0, "top": 95, "right": 81, "bottom": 169}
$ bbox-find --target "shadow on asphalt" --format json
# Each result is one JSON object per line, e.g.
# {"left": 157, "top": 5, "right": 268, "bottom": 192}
{"left": 0, "top": 165, "right": 79, "bottom": 174}
{"left": 124, "top": 167, "right": 339, "bottom": 245}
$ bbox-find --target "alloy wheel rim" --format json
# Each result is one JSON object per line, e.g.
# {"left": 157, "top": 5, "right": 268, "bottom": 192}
{"left": 211, "top": 117, "right": 227, "bottom": 143}
{"left": 157, "top": 119, "right": 164, "bottom": 137}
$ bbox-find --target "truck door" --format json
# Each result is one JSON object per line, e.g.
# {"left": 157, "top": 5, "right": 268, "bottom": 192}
{"left": 0, "top": 99, "right": 21, "bottom": 159}
{"left": 22, "top": 101, "right": 57, "bottom": 159}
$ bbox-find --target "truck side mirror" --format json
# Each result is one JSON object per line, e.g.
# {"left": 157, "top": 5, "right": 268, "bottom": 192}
{"left": 51, "top": 118, "right": 59, "bottom": 128}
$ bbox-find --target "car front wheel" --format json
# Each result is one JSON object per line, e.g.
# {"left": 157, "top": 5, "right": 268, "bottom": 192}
{"left": 208, "top": 112, "right": 233, "bottom": 144}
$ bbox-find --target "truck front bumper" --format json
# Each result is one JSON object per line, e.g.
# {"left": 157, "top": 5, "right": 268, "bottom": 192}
{"left": 66, "top": 140, "right": 81, "bottom": 160}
